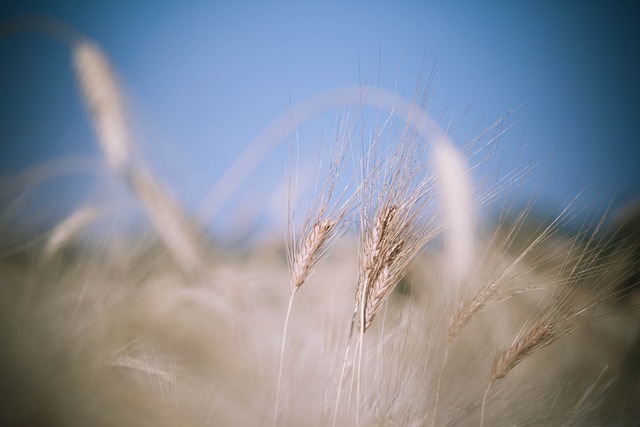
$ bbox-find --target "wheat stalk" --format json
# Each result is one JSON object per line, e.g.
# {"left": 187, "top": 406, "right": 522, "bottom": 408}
{"left": 276, "top": 110, "right": 357, "bottom": 424}
{"left": 72, "top": 40, "right": 206, "bottom": 276}
{"left": 333, "top": 89, "right": 448, "bottom": 426}
{"left": 434, "top": 138, "right": 475, "bottom": 282}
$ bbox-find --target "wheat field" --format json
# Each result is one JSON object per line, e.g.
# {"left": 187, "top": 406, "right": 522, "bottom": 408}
{"left": 1, "top": 21, "right": 640, "bottom": 427}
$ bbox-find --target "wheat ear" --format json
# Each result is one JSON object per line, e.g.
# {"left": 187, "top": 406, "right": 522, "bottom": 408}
{"left": 491, "top": 321, "right": 557, "bottom": 382}
{"left": 488, "top": 205, "right": 637, "bottom": 387}
{"left": 289, "top": 217, "right": 335, "bottom": 294}
{"left": 72, "top": 41, "right": 131, "bottom": 172}
{"left": 356, "top": 203, "right": 406, "bottom": 332}
{"left": 275, "top": 217, "right": 335, "bottom": 424}
{"left": 72, "top": 41, "right": 205, "bottom": 276}
{"left": 355, "top": 112, "right": 440, "bottom": 333}
{"left": 337, "top": 89, "right": 444, "bottom": 424}
{"left": 448, "top": 197, "right": 583, "bottom": 340}
{"left": 275, "top": 114, "right": 356, "bottom": 424}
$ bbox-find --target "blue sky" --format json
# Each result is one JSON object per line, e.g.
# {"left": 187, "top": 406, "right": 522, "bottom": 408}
{"left": 1, "top": 1, "right": 639, "bottom": 234}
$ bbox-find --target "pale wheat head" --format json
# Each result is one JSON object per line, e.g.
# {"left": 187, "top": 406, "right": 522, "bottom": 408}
{"left": 354, "top": 102, "right": 440, "bottom": 332}
{"left": 72, "top": 39, "right": 206, "bottom": 276}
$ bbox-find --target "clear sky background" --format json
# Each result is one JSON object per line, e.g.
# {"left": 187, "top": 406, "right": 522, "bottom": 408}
{"left": 1, "top": 1, "right": 639, "bottom": 236}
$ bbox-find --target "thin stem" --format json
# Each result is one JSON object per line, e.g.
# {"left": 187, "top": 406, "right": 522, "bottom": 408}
{"left": 480, "top": 384, "right": 491, "bottom": 427}
{"left": 431, "top": 344, "right": 449, "bottom": 427}
{"left": 274, "top": 295, "right": 294, "bottom": 426}
{"left": 355, "top": 278, "right": 368, "bottom": 427}
{"left": 332, "top": 307, "right": 357, "bottom": 427}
